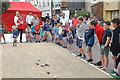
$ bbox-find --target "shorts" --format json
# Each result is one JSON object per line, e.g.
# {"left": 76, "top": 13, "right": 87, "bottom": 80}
{"left": 68, "top": 38, "right": 73, "bottom": 44}
{"left": 100, "top": 45, "right": 110, "bottom": 57}
{"left": 54, "top": 34, "right": 59, "bottom": 39}
{"left": 76, "top": 37, "right": 83, "bottom": 48}
{"left": 87, "top": 46, "right": 92, "bottom": 50}
{"left": 13, "top": 38, "right": 17, "bottom": 41}
{"left": 112, "top": 53, "right": 119, "bottom": 57}
{"left": 0, "top": 34, "right": 4, "bottom": 37}
{"left": 72, "top": 28, "right": 76, "bottom": 34}
{"left": 63, "top": 37, "right": 67, "bottom": 42}
{"left": 59, "top": 34, "right": 63, "bottom": 40}
{"left": 32, "top": 32, "right": 36, "bottom": 35}
{"left": 44, "top": 31, "right": 49, "bottom": 37}
{"left": 28, "top": 24, "right": 31, "bottom": 28}
{"left": 35, "top": 33, "right": 40, "bottom": 35}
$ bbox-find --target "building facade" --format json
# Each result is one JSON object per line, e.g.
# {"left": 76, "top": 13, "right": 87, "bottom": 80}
{"left": 34, "top": 0, "right": 61, "bottom": 18}
{"left": 103, "top": 1, "right": 120, "bottom": 21}
{"left": 91, "top": 1, "right": 120, "bottom": 21}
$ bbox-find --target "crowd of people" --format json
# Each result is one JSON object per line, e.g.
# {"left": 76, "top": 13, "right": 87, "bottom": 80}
{"left": 0, "top": 11, "right": 120, "bottom": 78}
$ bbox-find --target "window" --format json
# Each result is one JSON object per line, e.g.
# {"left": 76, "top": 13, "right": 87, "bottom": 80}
{"left": 111, "top": 10, "right": 119, "bottom": 19}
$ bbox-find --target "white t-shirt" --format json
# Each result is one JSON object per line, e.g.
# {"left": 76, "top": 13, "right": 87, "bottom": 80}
{"left": 14, "top": 16, "right": 19, "bottom": 26}
{"left": 69, "top": 19, "right": 72, "bottom": 27}
{"left": 59, "top": 27, "right": 63, "bottom": 34}
{"left": 26, "top": 15, "right": 34, "bottom": 24}
{"left": 60, "top": 17, "right": 68, "bottom": 26}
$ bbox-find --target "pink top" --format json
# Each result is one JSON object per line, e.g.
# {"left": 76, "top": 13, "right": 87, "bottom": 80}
{"left": 65, "top": 25, "right": 69, "bottom": 31}
{"left": 72, "top": 18, "right": 79, "bottom": 28}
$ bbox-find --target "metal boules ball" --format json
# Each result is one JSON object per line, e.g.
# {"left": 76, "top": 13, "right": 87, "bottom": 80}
{"left": 45, "top": 63, "right": 50, "bottom": 66}
{"left": 41, "top": 64, "right": 45, "bottom": 67}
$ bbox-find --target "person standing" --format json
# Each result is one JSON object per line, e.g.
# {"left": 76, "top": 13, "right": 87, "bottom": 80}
{"left": 14, "top": 11, "right": 20, "bottom": 27}
{"left": 110, "top": 18, "right": 120, "bottom": 73}
{"left": 86, "top": 22, "right": 95, "bottom": 62}
{"left": 88, "top": 20, "right": 104, "bottom": 66}
{"left": 43, "top": 19, "right": 50, "bottom": 42}
{"left": 17, "top": 16, "right": 24, "bottom": 43}
{"left": 100, "top": 21, "right": 112, "bottom": 70}
{"left": 72, "top": 14, "right": 79, "bottom": 39}
{"left": 60, "top": 13, "right": 68, "bottom": 26}
{"left": 26, "top": 11, "right": 34, "bottom": 28}
{"left": 12, "top": 26, "right": 18, "bottom": 46}
{"left": 33, "top": 15, "right": 40, "bottom": 26}
{"left": 76, "top": 16, "right": 86, "bottom": 59}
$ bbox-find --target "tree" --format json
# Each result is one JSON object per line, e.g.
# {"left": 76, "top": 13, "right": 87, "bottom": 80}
{"left": 2, "top": 2, "right": 10, "bottom": 13}
{"left": 77, "top": 10, "right": 90, "bottom": 17}
{"left": 0, "top": 1, "right": 10, "bottom": 14}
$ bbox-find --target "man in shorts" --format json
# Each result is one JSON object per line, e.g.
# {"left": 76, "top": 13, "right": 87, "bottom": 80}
{"left": 76, "top": 17, "right": 86, "bottom": 58}
{"left": 110, "top": 18, "right": 120, "bottom": 73}
{"left": 100, "top": 21, "right": 112, "bottom": 70}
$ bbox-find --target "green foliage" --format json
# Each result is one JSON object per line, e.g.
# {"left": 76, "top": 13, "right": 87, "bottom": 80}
{"left": 70, "top": 10, "right": 75, "bottom": 16}
{"left": 0, "top": 1, "right": 2, "bottom": 14}
{"left": 2, "top": 2, "right": 10, "bottom": 13}
{"left": 77, "top": 10, "right": 90, "bottom": 17}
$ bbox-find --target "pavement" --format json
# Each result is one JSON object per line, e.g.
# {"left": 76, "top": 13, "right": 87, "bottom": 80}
{"left": 0, "top": 33, "right": 115, "bottom": 78}
{"left": 2, "top": 42, "right": 112, "bottom": 78}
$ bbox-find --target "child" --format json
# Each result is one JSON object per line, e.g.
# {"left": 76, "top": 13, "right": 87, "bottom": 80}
{"left": 52, "top": 23, "right": 59, "bottom": 43}
{"left": 34, "top": 23, "right": 40, "bottom": 43}
{"left": 65, "top": 22, "right": 69, "bottom": 33}
{"left": 86, "top": 23, "right": 95, "bottom": 62}
{"left": 58, "top": 23, "right": 63, "bottom": 46}
{"left": 40, "top": 25, "right": 44, "bottom": 41}
{"left": 43, "top": 19, "right": 50, "bottom": 42}
{"left": 76, "top": 17, "right": 86, "bottom": 59}
{"left": 31, "top": 22, "right": 36, "bottom": 41}
{"left": 0, "top": 24, "right": 6, "bottom": 44}
{"left": 26, "top": 26, "right": 32, "bottom": 43}
{"left": 12, "top": 26, "right": 18, "bottom": 46}
{"left": 62, "top": 26, "right": 67, "bottom": 48}
{"left": 67, "top": 27, "right": 73, "bottom": 49}
{"left": 100, "top": 21, "right": 112, "bottom": 70}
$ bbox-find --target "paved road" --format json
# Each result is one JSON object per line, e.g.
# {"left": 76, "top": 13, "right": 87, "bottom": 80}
{"left": 2, "top": 43, "right": 112, "bottom": 78}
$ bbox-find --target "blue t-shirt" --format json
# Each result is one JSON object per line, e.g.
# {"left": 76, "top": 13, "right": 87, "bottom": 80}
{"left": 13, "top": 30, "right": 18, "bottom": 38}
{"left": 31, "top": 25, "right": 35, "bottom": 32}
{"left": 40, "top": 28, "right": 44, "bottom": 36}
{"left": 86, "top": 28, "right": 95, "bottom": 46}
{"left": 44, "top": 24, "right": 50, "bottom": 31}
{"left": 0, "top": 28, "right": 4, "bottom": 36}
{"left": 52, "top": 27, "right": 58, "bottom": 35}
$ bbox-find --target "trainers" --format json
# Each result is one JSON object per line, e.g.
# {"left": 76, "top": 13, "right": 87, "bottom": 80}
{"left": 82, "top": 55, "right": 86, "bottom": 59}
{"left": 56, "top": 42, "right": 60, "bottom": 45}
{"left": 76, "top": 54, "right": 82, "bottom": 57}
{"left": 43, "top": 39, "right": 46, "bottom": 42}
{"left": 62, "top": 46, "right": 67, "bottom": 48}
{"left": 110, "top": 73, "right": 120, "bottom": 79}
{"left": 87, "top": 59, "right": 93, "bottom": 62}
{"left": 59, "top": 44, "right": 62, "bottom": 46}
{"left": 110, "top": 70, "right": 117, "bottom": 74}
{"left": 95, "top": 61, "right": 102, "bottom": 66}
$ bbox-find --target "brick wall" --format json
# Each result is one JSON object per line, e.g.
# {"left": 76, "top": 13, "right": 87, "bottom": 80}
{"left": 91, "top": 2, "right": 103, "bottom": 20}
